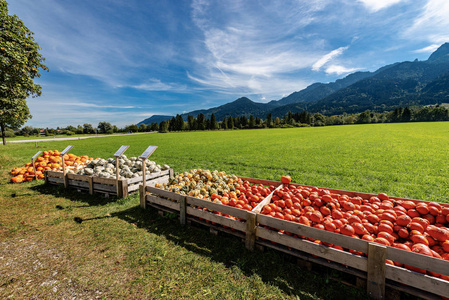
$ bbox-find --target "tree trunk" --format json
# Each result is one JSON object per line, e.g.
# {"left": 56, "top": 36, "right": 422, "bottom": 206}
{"left": 1, "top": 122, "right": 6, "bottom": 145}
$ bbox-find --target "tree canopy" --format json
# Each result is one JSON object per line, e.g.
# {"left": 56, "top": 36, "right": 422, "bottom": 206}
{"left": 0, "top": 0, "right": 48, "bottom": 144}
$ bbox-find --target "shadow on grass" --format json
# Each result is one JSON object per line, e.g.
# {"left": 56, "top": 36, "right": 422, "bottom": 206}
{"left": 30, "top": 183, "right": 121, "bottom": 207}
{"left": 111, "top": 205, "right": 370, "bottom": 300}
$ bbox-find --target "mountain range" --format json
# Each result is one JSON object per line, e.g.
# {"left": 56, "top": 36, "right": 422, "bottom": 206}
{"left": 138, "top": 43, "right": 449, "bottom": 125}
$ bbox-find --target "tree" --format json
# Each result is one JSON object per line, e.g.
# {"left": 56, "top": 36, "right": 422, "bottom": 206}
{"left": 221, "top": 117, "right": 228, "bottom": 129}
{"left": 197, "top": 113, "right": 205, "bottom": 130}
{"left": 249, "top": 115, "right": 256, "bottom": 128}
{"left": 266, "top": 113, "right": 273, "bottom": 127}
{"left": 98, "top": 121, "right": 113, "bottom": 134}
{"left": 159, "top": 120, "right": 169, "bottom": 133}
{"left": 210, "top": 113, "right": 218, "bottom": 130}
{"left": 83, "top": 123, "right": 94, "bottom": 134}
{"left": 0, "top": 1, "right": 49, "bottom": 144}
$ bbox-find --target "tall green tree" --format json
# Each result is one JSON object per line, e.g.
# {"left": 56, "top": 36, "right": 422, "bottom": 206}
{"left": 0, "top": 1, "right": 48, "bottom": 144}
{"left": 98, "top": 121, "right": 113, "bottom": 134}
{"left": 210, "top": 113, "right": 218, "bottom": 130}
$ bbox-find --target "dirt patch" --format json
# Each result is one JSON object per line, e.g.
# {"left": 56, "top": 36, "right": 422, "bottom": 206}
{"left": 0, "top": 237, "right": 106, "bottom": 299}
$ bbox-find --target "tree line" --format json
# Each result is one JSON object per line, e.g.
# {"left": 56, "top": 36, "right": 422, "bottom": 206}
{"left": 7, "top": 105, "right": 449, "bottom": 138}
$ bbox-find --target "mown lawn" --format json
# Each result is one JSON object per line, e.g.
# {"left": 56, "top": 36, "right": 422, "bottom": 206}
{"left": 1, "top": 122, "right": 448, "bottom": 299}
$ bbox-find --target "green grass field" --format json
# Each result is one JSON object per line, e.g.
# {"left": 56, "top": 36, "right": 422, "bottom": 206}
{"left": 1, "top": 122, "right": 448, "bottom": 299}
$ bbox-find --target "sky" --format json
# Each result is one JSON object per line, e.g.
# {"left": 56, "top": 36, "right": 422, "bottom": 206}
{"left": 7, "top": 0, "right": 449, "bottom": 128}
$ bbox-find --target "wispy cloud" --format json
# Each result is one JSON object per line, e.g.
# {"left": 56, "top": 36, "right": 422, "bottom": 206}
{"left": 413, "top": 44, "right": 441, "bottom": 53}
{"left": 127, "top": 79, "right": 187, "bottom": 92}
{"left": 357, "top": 0, "right": 404, "bottom": 12}
{"left": 404, "top": 0, "right": 449, "bottom": 44}
{"left": 312, "top": 46, "right": 349, "bottom": 71}
{"left": 325, "top": 65, "right": 361, "bottom": 75}
{"left": 189, "top": 0, "right": 325, "bottom": 99}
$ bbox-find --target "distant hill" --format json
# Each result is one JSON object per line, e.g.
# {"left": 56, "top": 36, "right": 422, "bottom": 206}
{"left": 137, "top": 115, "right": 173, "bottom": 125}
{"left": 138, "top": 42, "right": 449, "bottom": 124}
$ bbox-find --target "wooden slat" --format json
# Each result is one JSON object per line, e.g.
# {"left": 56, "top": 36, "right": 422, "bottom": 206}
{"left": 385, "top": 265, "right": 449, "bottom": 298}
{"left": 180, "top": 196, "right": 186, "bottom": 225}
{"left": 48, "top": 177, "right": 64, "bottom": 184}
{"left": 46, "top": 171, "right": 63, "bottom": 178}
{"left": 252, "top": 185, "right": 283, "bottom": 213}
{"left": 238, "top": 176, "right": 283, "bottom": 187}
{"left": 145, "top": 176, "right": 169, "bottom": 187}
{"left": 67, "top": 180, "right": 90, "bottom": 189}
{"left": 92, "top": 177, "right": 117, "bottom": 185}
{"left": 386, "top": 247, "right": 449, "bottom": 276}
{"left": 92, "top": 183, "right": 116, "bottom": 193}
{"left": 257, "top": 239, "right": 368, "bottom": 279}
{"left": 257, "top": 214, "right": 368, "bottom": 253}
{"left": 245, "top": 212, "right": 257, "bottom": 250}
{"left": 145, "top": 187, "right": 185, "bottom": 202}
{"left": 67, "top": 173, "right": 91, "bottom": 181}
{"left": 127, "top": 184, "right": 140, "bottom": 193}
{"left": 367, "top": 243, "right": 386, "bottom": 299}
{"left": 386, "top": 280, "right": 444, "bottom": 300}
{"left": 186, "top": 217, "right": 246, "bottom": 239}
{"left": 139, "top": 185, "right": 146, "bottom": 209}
{"left": 147, "top": 195, "right": 180, "bottom": 211}
{"left": 257, "top": 227, "right": 368, "bottom": 271}
{"left": 186, "top": 206, "right": 247, "bottom": 232}
{"left": 186, "top": 196, "right": 249, "bottom": 220}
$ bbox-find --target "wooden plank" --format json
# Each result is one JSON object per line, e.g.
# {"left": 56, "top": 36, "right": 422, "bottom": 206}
{"left": 257, "top": 227, "right": 368, "bottom": 271}
{"left": 367, "top": 243, "right": 386, "bottom": 299}
{"left": 257, "top": 214, "right": 368, "bottom": 253}
{"left": 128, "top": 184, "right": 140, "bottom": 193}
{"left": 186, "top": 196, "right": 249, "bottom": 220}
{"left": 46, "top": 171, "right": 63, "bottom": 178}
{"left": 125, "top": 170, "right": 170, "bottom": 184}
{"left": 44, "top": 170, "right": 48, "bottom": 184}
{"left": 252, "top": 185, "right": 283, "bottom": 213}
{"left": 147, "top": 195, "right": 180, "bottom": 211}
{"left": 186, "top": 206, "right": 247, "bottom": 232}
{"left": 386, "top": 280, "right": 444, "bottom": 300}
{"left": 179, "top": 196, "right": 186, "bottom": 225}
{"left": 139, "top": 185, "right": 146, "bottom": 209}
{"left": 245, "top": 212, "right": 256, "bottom": 250}
{"left": 386, "top": 246, "right": 449, "bottom": 277}
{"left": 67, "top": 180, "right": 90, "bottom": 189}
{"left": 144, "top": 176, "right": 169, "bottom": 187}
{"left": 256, "top": 239, "right": 368, "bottom": 279}
{"left": 48, "top": 177, "right": 64, "bottom": 184}
{"left": 146, "top": 187, "right": 185, "bottom": 202}
{"left": 385, "top": 265, "right": 449, "bottom": 298}
{"left": 66, "top": 173, "right": 91, "bottom": 181}
{"left": 88, "top": 176, "right": 94, "bottom": 195}
{"left": 186, "top": 216, "right": 246, "bottom": 239}
{"left": 92, "top": 177, "right": 117, "bottom": 185}
{"left": 238, "top": 176, "right": 283, "bottom": 187}
{"left": 93, "top": 183, "right": 116, "bottom": 193}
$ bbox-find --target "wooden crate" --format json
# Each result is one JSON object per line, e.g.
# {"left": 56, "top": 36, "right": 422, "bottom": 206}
{"left": 256, "top": 183, "right": 449, "bottom": 300}
{"left": 45, "top": 169, "right": 172, "bottom": 198}
{"left": 140, "top": 177, "right": 282, "bottom": 250}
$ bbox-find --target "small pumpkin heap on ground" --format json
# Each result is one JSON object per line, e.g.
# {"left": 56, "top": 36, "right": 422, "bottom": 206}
{"left": 10, "top": 150, "right": 92, "bottom": 183}
{"left": 74, "top": 155, "right": 170, "bottom": 180}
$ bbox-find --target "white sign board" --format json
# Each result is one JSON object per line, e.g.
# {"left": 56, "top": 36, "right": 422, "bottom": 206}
{"left": 113, "top": 145, "right": 129, "bottom": 157}
{"left": 61, "top": 145, "right": 74, "bottom": 155}
{"left": 32, "top": 151, "right": 42, "bottom": 161}
{"left": 139, "top": 146, "right": 157, "bottom": 159}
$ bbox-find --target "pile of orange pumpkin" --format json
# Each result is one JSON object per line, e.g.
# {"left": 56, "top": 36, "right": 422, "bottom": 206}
{"left": 10, "top": 150, "right": 92, "bottom": 183}
{"left": 260, "top": 180, "right": 449, "bottom": 280}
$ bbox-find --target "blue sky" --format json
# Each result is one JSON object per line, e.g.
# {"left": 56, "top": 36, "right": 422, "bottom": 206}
{"left": 8, "top": 0, "right": 449, "bottom": 128}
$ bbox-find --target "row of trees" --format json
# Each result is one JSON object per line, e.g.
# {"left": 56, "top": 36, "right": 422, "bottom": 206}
{"left": 153, "top": 105, "right": 449, "bottom": 133}
{"left": 7, "top": 105, "right": 449, "bottom": 138}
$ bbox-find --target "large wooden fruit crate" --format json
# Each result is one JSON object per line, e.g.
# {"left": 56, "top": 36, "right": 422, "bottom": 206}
{"left": 45, "top": 169, "right": 172, "bottom": 198}
{"left": 255, "top": 183, "right": 449, "bottom": 300}
{"left": 140, "top": 177, "right": 282, "bottom": 250}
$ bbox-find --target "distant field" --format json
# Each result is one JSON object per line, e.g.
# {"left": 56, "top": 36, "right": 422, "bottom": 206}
{"left": 1, "top": 122, "right": 448, "bottom": 299}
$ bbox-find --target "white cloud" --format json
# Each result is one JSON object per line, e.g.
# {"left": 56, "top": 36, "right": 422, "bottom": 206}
{"left": 357, "top": 0, "right": 404, "bottom": 12}
{"left": 312, "top": 46, "right": 349, "bottom": 71}
{"left": 129, "top": 79, "right": 187, "bottom": 92}
{"left": 188, "top": 0, "right": 325, "bottom": 98}
{"left": 404, "top": 0, "right": 449, "bottom": 44}
{"left": 325, "top": 65, "right": 361, "bottom": 75}
{"left": 413, "top": 44, "right": 441, "bottom": 53}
